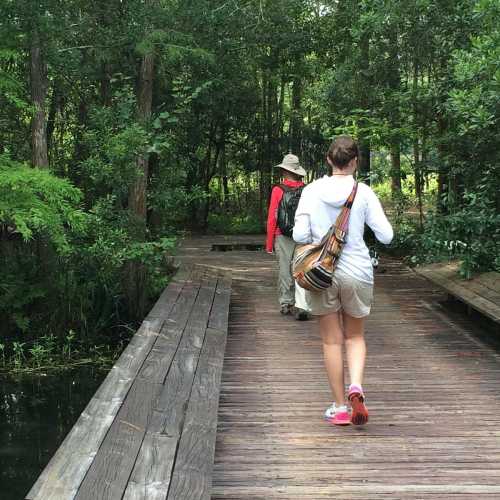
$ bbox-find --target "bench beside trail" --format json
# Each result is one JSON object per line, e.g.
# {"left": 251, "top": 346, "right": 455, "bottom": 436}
{"left": 415, "top": 260, "right": 500, "bottom": 324}
{"left": 26, "top": 264, "right": 232, "bottom": 500}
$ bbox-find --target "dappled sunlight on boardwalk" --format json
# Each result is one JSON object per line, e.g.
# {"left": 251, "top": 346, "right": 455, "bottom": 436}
{"left": 180, "top": 236, "right": 500, "bottom": 499}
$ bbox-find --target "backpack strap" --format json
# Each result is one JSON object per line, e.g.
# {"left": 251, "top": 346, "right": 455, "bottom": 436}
{"left": 278, "top": 183, "right": 294, "bottom": 193}
{"left": 267, "top": 184, "right": 283, "bottom": 207}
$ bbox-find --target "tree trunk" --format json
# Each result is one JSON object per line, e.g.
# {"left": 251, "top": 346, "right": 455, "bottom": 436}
{"left": 290, "top": 75, "right": 302, "bottom": 156}
{"left": 30, "top": 28, "right": 48, "bottom": 168}
{"left": 46, "top": 80, "right": 61, "bottom": 162}
{"left": 258, "top": 69, "right": 268, "bottom": 225}
{"left": 387, "top": 30, "right": 401, "bottom": 197}
{"left": 128, "top": 52, "right": 154, "bottom": 226}
{"left": 412, "top": 61, "right": 424, "bottom": 230}
{"left": 277, "top": 74, "right": 286, "bottom": 150}
{"left": 201, "top": 141, "right": 221, "bottom": 232}
{"left": 220, "top": 132, "right": 228, "bottom": 210}
{"left": 390, "top": 144, "right": 402, "bottom": 194}
{"left": 73, "top": 96, "right": 88, "bottom": 179}
{"left": 147, "top": 153, "right": 161, "bottom": 235}
{"left": 414, "top": 138, "right": 424, "bottom": 231}
{"left": 266, "top": 67, "right": 279, "bottom": 194}
{"left": 358, "top": 30, "right": 371, "bottom": 182}
{"left": 436, "top": 115, "right": 448, "bottom": 213}
{"left": 100, "top": 61, "right": 112, "bottom": 107}
{"left": 125, "top": 40, "right": 155, "bottom": 319}
{"left": 200, "top": 139, "right": 213, "bottom": 232}
{"left": 359, "top": 142, "right": 371, "bottom": 183}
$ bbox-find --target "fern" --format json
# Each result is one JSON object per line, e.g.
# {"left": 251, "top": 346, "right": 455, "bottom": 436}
{"left": 0, "top": 155, "right": 87, "bottom": 253}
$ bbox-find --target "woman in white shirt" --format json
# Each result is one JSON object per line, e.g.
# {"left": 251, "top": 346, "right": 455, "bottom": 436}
{"left": 293, "top": 136, "right": 393, "bottom": 426}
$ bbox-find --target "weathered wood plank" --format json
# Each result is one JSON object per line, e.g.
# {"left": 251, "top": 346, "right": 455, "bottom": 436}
{"left": 137, "top": 277, "right": 205, "bottom": 382}
{"left": 26, "top": 270, "right": 192, "bottom": 500}
{"left": 415, "top": 263, "right": 500, "bottom": 322}
{"left": 476, "top": 271, "right": 500, "bottom": 293}
{"left": 74, "top": 277, "right": 205, "bottom": 499}
{"left": 25, "top": 317, "right": 167, "bottom": 500}
{"left": 209, "top": 272, "right": 232, "bottom": 332}
{"left": 145, "top": 280, "right": 184, "bottom": 319}
{"left": 166, "top": 328, "right": 227, "bottom": 500}
{"left": 121, "top": 277, "right": 219, "bottom": 500}
{"left": 121, "top": 433, "right": 177, "bottom": 500}
{"left": 421, "top": 269, "right": 500, "bottom": 321}
{"left": 148, "top": 278, "right": 217, "bottom": 436}
{"left": 211, "top": 484, "right": 500, "bottom": 495}
{"left": 420, "top": 263, "right": 500, "bottom": 306}
{"left": 75, "top": 379, "right": 161, "bottom": 500}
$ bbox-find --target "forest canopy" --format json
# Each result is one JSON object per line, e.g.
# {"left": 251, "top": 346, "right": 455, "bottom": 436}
{"left": 1, "top": 0, "right": 499, "bottom": 367}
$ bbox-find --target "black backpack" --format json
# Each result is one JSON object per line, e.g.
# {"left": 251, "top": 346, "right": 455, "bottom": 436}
{"left": 276, "top": 184, "right": 304, "bottom": 238}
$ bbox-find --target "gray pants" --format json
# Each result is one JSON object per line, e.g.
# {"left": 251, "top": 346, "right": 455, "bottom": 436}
{"left": 274, "top": 235, "right": 309, "bottom": 310}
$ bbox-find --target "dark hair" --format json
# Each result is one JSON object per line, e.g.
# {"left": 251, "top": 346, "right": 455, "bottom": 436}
{"left": 280, "top": 169, "right": 301, "bottom": 181}
{"left": 327, "top": 135, "right": 359, "bottom": 169}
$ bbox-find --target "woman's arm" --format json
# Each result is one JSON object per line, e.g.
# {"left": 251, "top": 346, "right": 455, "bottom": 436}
{"left": 365, "top": 188, "right": 394, "bottom": 244}
{"left": 293, "top": 189, "right": 313, "bottom": 244}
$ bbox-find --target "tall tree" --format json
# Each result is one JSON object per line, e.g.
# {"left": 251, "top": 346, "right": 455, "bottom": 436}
{"left": 129, "top": 53, "right": 155, "bottom": 228}
{"left": 29, "top": 13, "right": 48, "bottom": 167}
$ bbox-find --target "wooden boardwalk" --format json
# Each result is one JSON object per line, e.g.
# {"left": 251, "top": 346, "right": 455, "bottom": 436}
{"left": 27, "top": 265, "right": 232, "bottom": 500}
{"left": 182, "top": 236, "right": 500, "bottom": 499}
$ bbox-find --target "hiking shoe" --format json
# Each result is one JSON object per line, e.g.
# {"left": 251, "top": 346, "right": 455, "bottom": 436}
{"left": 348, "top": 384, "right": 369, "bottom": 425}
{"left": 280, "top": 304, "right": 293, "bottom": 315}
{"left": 324, "top": 403, "right": 351, "bottom": 426}
{"left": 294, "top": 308, "right": 310, "bottom": 321}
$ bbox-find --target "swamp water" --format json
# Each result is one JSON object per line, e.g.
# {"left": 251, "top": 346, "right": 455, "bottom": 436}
{"left": 0, "top": 367, "right": 105, "bottom": 499}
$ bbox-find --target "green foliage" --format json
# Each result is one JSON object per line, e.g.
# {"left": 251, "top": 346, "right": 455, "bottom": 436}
{"left": 0, "top": 49, "right": 29, "bottom": 112}
{"left": 0, "top": 332, "right": 122, "bottom": 374}
{"left": 78, "top": 92, "right": 150, "bottom": 203}
{"left": 410, "top": 185, "right": 500, "bottom": 276}
{"left": 0, "top": 157, "right": 88, "bottom": 334}
{"left": 1, "top": 0, "right": 499, "bottom": 371}
{"left": 0, "top": 156, "right": 86, "bottom": 252}
{"left": 62, "top": 197, "right": 177, "bottom": 336}
{"left": 0, "top": 150, "right": 177, "bottom": 355}
{"left": 0, "top": 263, "right": 45, "bottom": 332}
{"left": 207, "top": 213, "right": 263, "bottom": 235}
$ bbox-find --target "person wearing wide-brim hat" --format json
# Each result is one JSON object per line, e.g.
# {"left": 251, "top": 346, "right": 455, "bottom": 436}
{"left": 266, "top": 154, "right": 310, "bottom": 320}
{"left": 275, "top": 153, "right": 307, "bottom": 178}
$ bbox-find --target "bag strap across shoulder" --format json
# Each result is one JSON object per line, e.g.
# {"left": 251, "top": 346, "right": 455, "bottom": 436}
{"left": 337, "top": 181, "right": 358, "bottom": 232}
{"left": 344, "top": 182, "right": 358, "bottom": 208}
{"left": 314, "top": 182, "right": 358, "bottom": 248}
{"left": 316, "top": 181, "right": 358, "bottom": 259}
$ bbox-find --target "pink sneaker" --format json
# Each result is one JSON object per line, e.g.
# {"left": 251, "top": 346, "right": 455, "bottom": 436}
{"left": 324, "top": 403, "right": 351, "bottom": 426}
{"left": 348, "top": 384, "right": 369, "bottom": 425}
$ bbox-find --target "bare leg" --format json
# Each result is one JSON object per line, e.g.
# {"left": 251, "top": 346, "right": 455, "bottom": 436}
{"left": 319, "top": 312, "right": 345, "bottom": 406}
{"left": 343, "top": 312, "right": 366, "bottom": 387}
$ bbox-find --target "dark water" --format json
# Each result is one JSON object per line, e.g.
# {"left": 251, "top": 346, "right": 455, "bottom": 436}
{"left": 0, "top": 367, "right": 106, "bottom": 500}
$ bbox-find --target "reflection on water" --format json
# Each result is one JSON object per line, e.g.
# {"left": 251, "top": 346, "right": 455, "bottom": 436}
{"left": 0, "top": 367, "right": 106, "bottom": 499}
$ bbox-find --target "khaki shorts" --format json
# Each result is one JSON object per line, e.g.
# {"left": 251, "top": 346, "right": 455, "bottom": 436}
{"left": 305, "top": 269, "right": 373, "bottom": 318}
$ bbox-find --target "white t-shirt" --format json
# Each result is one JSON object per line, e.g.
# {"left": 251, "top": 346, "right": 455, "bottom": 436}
{"left": 292, "top": 175, "right": 393, "bottom": 284}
